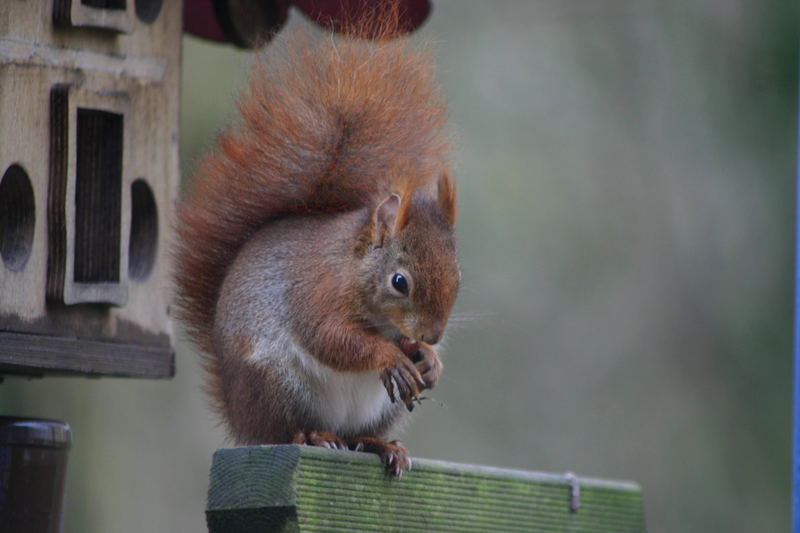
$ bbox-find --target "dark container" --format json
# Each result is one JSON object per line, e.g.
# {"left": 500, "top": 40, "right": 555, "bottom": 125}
{"left": 0, "top": 417, "right": 71, "bottom": 533}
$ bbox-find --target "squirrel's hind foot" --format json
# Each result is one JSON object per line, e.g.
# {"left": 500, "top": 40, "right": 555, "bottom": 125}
{"left": 291, "top": 431, "right": 412, "bottom": 477}
{"left": 348, "top": 436, "right": 411, "bottom": 477}
{"left": 292, "top": 430, "right": 348, "bottom": 450}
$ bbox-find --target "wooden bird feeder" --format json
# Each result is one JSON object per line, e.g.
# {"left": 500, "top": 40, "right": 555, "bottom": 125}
{"left": 0, "top": 0, "right": 179, "bottom": 378}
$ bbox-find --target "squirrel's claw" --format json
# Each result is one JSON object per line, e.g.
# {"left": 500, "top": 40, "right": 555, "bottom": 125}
{"left": 384, "top": 440, "right": 411, "bottom": 477}
{"left": 347, "top": 437, "right": 411, "bottom": 477}
{"left": 292, "top": 430, "right": 348, "bottom": 451}
{"left": 413, "top": 342, "right": 443, "bottom": 390}
{"left": 399, "top": 339, "right": 442, "bottom": 391}
{"left": 381, "top": 374, "right": 398, "bottom": 403}
{"left": 381, "top": 361, "right": 422, "bottom": 408}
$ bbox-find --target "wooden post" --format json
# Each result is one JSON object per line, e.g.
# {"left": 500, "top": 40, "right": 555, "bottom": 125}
{"left": 207, "top": 445, "right": 646, "bottom": 532}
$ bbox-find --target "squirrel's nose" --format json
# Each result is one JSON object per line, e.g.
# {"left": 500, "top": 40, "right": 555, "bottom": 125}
{"left": 420, "top": 325, "right": 443, "bottom": 345}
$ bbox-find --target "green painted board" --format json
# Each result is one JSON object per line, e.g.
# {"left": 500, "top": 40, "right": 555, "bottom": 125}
{"left": 207, "top": 445, "right": 646, "bottom": 533}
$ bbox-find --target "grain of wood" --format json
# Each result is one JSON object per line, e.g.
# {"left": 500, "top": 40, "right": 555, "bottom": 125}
{"left": 207, "top": 445, "right": 646, "bottom": 533}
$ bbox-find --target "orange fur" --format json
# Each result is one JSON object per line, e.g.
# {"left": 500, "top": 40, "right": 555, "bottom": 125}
{"left": 437, "top": 171, "right": 458, "bottom": 226}
{"left": 174, "top": 12, "right": 451, "bottom": 405}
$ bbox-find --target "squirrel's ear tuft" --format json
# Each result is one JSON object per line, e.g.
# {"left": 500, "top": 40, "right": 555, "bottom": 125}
{"left": 394, "top": 191, "right": 413, "bottom": 233}
{"left": 437, "top": 171, "right": 457, "bottom": 226}
{"left": 373, "top": 193, "right": 401, "bottom": 247}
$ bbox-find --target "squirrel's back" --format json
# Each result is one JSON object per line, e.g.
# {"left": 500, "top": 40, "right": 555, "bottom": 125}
{"left": 175, "top": 14, "right": 451, "bottom": 357}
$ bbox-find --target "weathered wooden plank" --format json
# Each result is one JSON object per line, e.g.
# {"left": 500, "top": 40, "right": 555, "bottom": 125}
{"left": 207, "top": 445, "right": 646, "bottom": 533}
{"left": 0, "top": 331, "right": 174, "bottom": 378}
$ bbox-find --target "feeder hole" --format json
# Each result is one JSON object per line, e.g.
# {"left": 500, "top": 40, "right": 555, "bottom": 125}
{"left": 0, "top": 164, "right": 35, "bottom": 272}
{"left": 129, "top": 179, "right": 158, "bottom": 281}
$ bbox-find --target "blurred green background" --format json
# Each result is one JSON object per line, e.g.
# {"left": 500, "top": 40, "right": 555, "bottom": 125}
{"left": 1, "top": 1, "right": 797, "bottom": 531}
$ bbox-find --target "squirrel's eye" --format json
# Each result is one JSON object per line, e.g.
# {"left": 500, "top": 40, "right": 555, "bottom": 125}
{"left": 391, "top": 273, "right": 409, "bottom": 296}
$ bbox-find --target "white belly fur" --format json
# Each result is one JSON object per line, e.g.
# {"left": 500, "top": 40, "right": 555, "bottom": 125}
{"left": 249, "top": 332, "right": 393, "bottom": 435}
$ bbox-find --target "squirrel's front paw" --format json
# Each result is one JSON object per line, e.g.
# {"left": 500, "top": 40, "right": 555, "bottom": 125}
{"left": 380, "top": 354, "right": 425, "bottom": 410}
{"left": 413, "top": 342, "right": 443, "bottom": 390}
{"left": 399, "top": 339, "right": 443, "bottom": 391}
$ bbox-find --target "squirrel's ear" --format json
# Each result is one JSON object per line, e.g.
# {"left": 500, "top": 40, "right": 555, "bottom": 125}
{"left": 437, "top": 171, "right": 457, "bottom": 226}
{"left": 373, "top": 193, "right": 401, "bottom": 247}
{"left": 394, "top": 191, "right": 413, "bottom": 232}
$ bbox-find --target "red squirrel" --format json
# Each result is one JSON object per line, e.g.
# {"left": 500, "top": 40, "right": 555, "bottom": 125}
{"left": 174, "top": 12, "right": 459, "bottom": 476}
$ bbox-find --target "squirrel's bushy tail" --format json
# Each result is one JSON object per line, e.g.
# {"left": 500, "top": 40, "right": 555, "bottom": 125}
{"left": 174, "top": 10, "right": 450, "bottom": 358}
